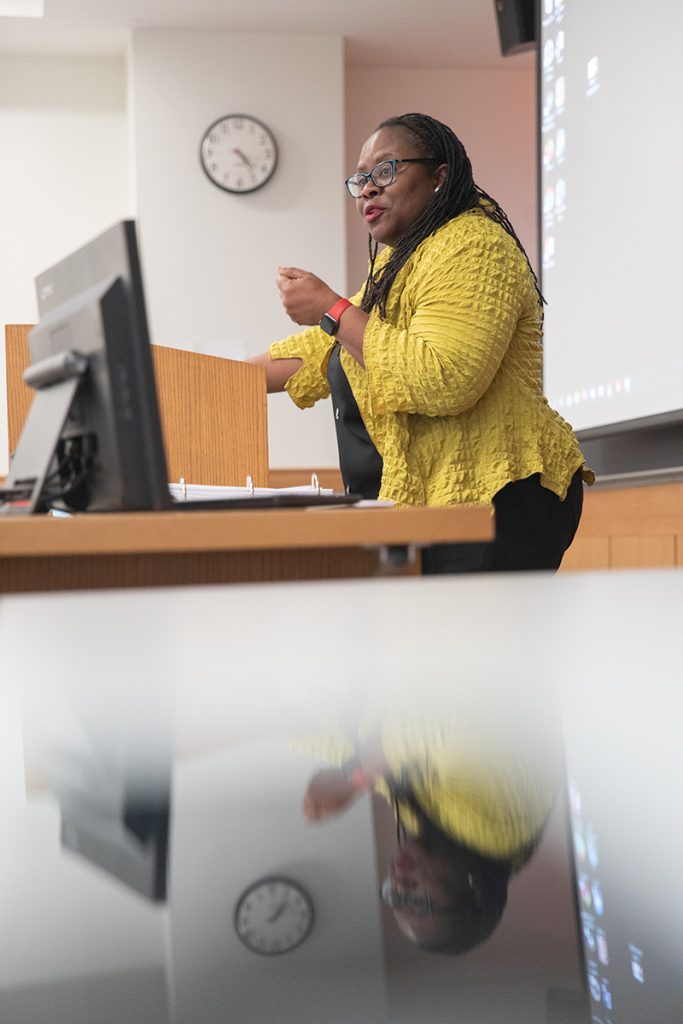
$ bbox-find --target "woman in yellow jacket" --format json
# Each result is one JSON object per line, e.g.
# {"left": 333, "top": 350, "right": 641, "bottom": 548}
{"left": 296, "top": 680, "right": 560, "bottom": 954}
{"left": 252, "top": 112, "right": 591, "bottom": 572}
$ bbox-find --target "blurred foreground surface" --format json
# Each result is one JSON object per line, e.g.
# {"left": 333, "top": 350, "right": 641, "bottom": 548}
{"left": 1, "top": 569, "right": 681, "bottom": 1024}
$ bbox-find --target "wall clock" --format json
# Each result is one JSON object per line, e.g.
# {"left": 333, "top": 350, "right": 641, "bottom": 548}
{"left": 234, "top": 876, "right": 314, "bottom": 955}
{"left": 200, "top": 114, "right": 278, "bottom": 194}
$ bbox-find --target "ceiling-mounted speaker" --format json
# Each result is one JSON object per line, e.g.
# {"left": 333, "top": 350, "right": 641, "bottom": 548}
{"left": 494, "top": 0, "right": 536, "bottom": 56}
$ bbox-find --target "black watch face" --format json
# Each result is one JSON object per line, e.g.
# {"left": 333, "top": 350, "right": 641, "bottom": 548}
{"left": 319, "top": 313, "right": 337, "bottom": 335}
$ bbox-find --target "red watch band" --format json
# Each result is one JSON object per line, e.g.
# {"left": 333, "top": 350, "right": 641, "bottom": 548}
{"left": 326, "top": 298, "right": 352, "bottom": 322}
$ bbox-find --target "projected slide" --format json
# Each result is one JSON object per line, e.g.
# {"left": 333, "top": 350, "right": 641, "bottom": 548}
{"left": 540, "top": 0, "right": 683, "bottom": 432}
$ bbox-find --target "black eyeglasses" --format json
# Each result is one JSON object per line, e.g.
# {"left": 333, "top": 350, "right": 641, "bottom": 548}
{"left": 345, "top": 158, "right": 436, "bottom": 199}
{"left": 379, "top": 877, "right": 432, "bottom": 918}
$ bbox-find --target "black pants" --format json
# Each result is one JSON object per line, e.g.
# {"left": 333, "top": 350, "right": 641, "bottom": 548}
{"left": 421, "top": 470, "right": 584, "bottom": 575}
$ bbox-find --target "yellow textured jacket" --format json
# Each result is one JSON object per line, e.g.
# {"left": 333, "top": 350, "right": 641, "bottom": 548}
{"left": 270, "top": 207, "right": 591, "bottom": 506}
{"left": 293, "top": 682, "right": 560, "bottom": 865}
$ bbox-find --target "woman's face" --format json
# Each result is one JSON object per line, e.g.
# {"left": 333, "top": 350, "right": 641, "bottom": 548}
{"left": 385, "top": 835, "right": 473, "bottom": 945}
{"left": 353, "top": 127, "right": 445, "bottom": 247}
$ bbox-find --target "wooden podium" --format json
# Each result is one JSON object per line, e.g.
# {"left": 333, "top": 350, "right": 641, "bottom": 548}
{"left": 2, "top": 325, "right": 493, "bottom": 593}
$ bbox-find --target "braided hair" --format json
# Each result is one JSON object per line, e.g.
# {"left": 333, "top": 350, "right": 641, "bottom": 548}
{"left": 389, "top": 774, "right": 514, "bottom": 955}
{"left": 360, "top": 112, "right": 544, "bottom": 318}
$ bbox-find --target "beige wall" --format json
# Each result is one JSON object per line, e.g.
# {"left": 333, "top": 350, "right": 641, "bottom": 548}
{"left": 345, "top": 67, "right": 537, "bottom": 294}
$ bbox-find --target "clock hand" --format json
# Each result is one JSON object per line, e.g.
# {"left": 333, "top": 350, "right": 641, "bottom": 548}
{"left": 267, "top": 899, "right": 288, "bottom": 923}
{"left": 233, "top": 148, "right": 255, "bottom": 170}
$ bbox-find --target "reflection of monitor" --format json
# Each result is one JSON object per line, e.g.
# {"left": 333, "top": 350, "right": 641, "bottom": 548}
{"left": 59, "top": 792, "right": 170, "bottom": 904}
{"left": 45, "top": 718, "right": 172, "bottom": 903}
{"left": 1, "top": 221, "right": 170, "bottom": 515}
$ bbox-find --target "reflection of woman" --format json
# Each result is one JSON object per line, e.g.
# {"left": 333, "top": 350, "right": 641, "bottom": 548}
{"left": 297, "top": 691, "right": 559, "bottom": 955}
{"left": 251, "top": 112, "right": 592, "bottom": 573}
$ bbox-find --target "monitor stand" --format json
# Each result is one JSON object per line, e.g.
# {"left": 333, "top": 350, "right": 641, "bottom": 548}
{"left": 0, "top": 350, "right": 88, "bottom": 516}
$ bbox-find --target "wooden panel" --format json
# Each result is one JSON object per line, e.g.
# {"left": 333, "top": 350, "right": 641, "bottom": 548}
{"left": 0, "top": 548, "right": 405, "bottom": 594}
{"left": 4, "top": 327, "right": 269, "bottom": 489}
{"left": 558, "top": 535, "right": 610, "bottom": 572}
{"left": 4, "top": 324, "right": 32, "bottom": 457}
{"left": 152, "top": 345, "right": 268, "bottom": 487}
{"left": 611, "top": 535, "right": 676, "bottom": 569}
{"left": 579, "top": 482, "right": 683, "bottom": 537}
{"left": 268, "top": 467, "right": 344, "bottom": 490}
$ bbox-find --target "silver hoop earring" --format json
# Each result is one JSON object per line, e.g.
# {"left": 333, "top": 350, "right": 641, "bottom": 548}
{"left": 434, "top": 186, "right": 440, "bottom": 193}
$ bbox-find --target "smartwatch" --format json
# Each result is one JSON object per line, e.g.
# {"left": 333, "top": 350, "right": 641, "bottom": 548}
{"left": 319, "top": 298, "right": 352, "bottom": 336}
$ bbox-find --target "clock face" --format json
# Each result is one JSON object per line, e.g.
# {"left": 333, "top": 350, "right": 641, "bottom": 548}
{"left": 234, "top": 877, "right": 314, "bottom": 956}
{"left": 200, "top": 114, "right": 278, "bottom": 194}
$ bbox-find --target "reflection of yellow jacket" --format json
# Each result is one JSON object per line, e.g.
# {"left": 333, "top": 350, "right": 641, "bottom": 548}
{"left": 270, "top": 208, "right": 591, "bottom": 507}
{"left": 293, "top": 684, "right": 561, "bottom": 866}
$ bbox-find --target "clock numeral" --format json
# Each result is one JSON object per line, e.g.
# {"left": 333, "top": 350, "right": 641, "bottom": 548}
{"left": 209, "top": 132, "right": 217, "bottom": 144}
{"left": 221, "top": 121, "right": 230, "bottom": 133}
{"left": 264, "top": 149, "right": 272, "bottom": 159}
{"left": 206, "top": 148, "right": 214, "bottom": 158}
{"left": 234, "top": 118, "right": 243, "bottom": 129}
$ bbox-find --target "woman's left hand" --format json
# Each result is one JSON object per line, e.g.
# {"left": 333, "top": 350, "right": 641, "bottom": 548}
{"left": 276, "top": 267, "right": 340, "bottom": 326}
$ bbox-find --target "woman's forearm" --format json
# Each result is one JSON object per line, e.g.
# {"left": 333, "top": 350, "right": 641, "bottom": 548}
{"left": 335, "top": 305, "right": 369, "bottom": 368}
{"left": 247, "top": 352, "right": 302, "bottom": 393}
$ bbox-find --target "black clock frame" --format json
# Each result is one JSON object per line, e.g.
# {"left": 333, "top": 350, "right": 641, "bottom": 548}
{"left": 199, "top": 113, "right": 278, "bottom": 195}
{"left": 233, "top": 875, "right": 315, "bottom": 956}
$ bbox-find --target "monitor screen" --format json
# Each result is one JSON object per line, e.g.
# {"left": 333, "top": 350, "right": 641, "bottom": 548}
{"left": 1, "top": 220, "right": 170, "bottom": 514}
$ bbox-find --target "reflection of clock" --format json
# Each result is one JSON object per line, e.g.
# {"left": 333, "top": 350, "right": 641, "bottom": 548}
{"left": 234, "top": 877, "right": 314, "bottom": 955}
{"left": 200, "top": 114, "right": 278, "bottom": 194}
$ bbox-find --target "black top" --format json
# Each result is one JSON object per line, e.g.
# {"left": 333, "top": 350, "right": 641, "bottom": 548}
{"left": 327, "top": 344, "right": 383, "bottom": 500}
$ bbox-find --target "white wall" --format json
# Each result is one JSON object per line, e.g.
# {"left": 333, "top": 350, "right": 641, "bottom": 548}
{"left": 171, "top": 740, "right": 388, "bottom": 1024}
{"left": 0, "top": 53, "right": 131, "bottom": 476}
{"left": 345, "top": 67, "right": 537, "bottom": 294}
{"left": 129, "top": 30, "right": 345, "bottom": 470}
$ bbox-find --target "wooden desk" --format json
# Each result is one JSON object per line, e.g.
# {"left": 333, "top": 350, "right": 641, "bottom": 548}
{"left": 0, "top": 504, "right": 493, "bottom": 593}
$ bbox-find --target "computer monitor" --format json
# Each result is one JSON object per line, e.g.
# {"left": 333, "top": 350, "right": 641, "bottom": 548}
{"left": 46, "top": 726, "right": 171, "bottom": 903}
{"left": 0, "top": 220, "right": 170, "bottom": 515}
{"left": 59, "top": 791, "right": 171, "bottom": 904}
